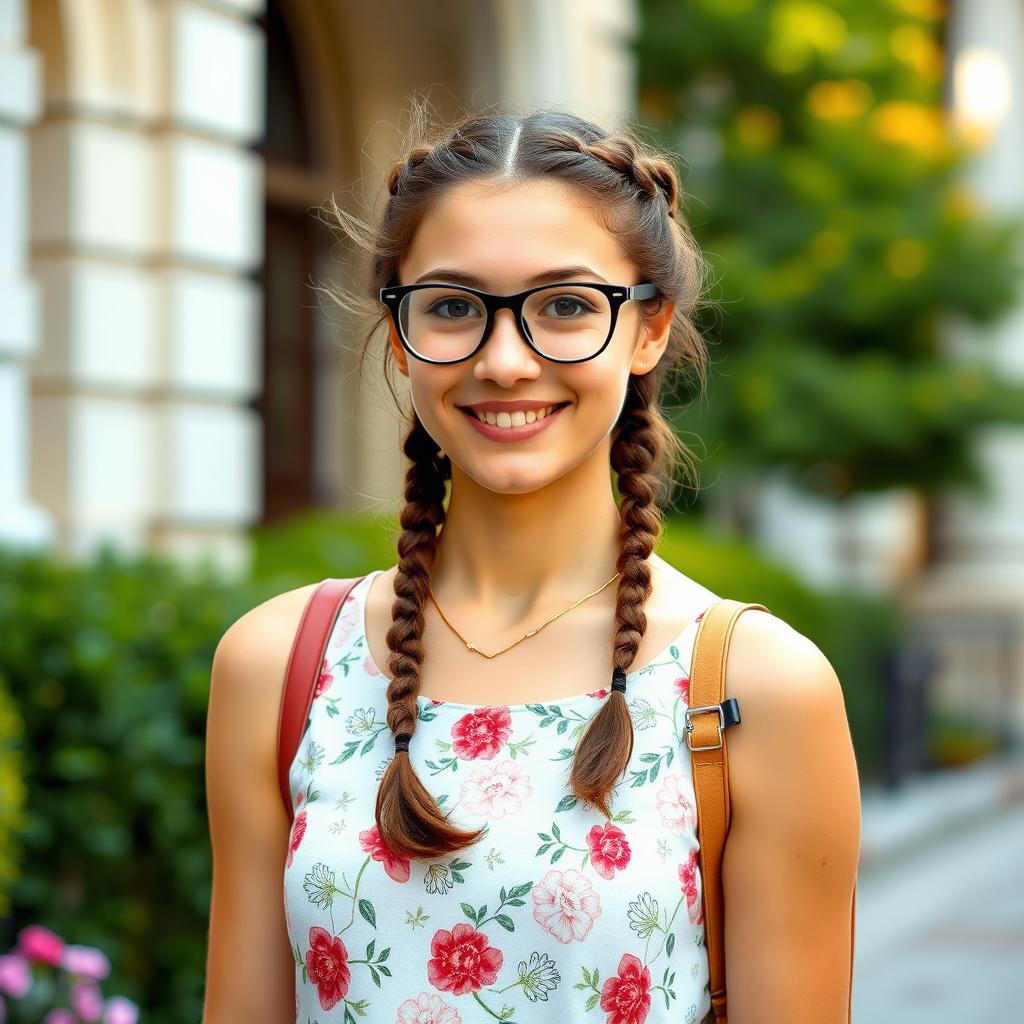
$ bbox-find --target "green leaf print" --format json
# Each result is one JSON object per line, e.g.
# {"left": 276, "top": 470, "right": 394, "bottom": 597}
{"left": 358, "top": 898, "right": 376, "bottom": 928}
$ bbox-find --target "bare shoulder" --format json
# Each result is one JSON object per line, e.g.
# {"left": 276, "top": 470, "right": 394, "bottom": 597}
{"left": 718, "top": 606, "right": 862, "bottom": 1021}
{"left": 203, "top": 579, "right": 321, "bottom": 1022}
{"left": 211, "top": 581, "right": 321, "bottom": 723}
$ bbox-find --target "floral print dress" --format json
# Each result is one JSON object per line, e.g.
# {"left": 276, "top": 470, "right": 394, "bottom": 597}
{"left": 283, "top": 569, "right": 717, "bottom": 1024}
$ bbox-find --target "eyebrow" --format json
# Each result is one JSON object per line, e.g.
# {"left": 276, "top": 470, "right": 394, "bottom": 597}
{"left": 413, "top": 265, "right": 610, "bottom": 288}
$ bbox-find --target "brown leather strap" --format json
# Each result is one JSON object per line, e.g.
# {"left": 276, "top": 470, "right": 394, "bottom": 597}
{"left": 690, "top": 599, "right": 856, "bottom": 1023}
{"left": 276, "top": 576, "right": 363, "bottom": 816}
{"left": 690, "top": 599, "right": 769, "bottom": 1022}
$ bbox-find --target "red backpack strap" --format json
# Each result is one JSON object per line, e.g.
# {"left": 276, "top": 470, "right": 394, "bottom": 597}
{"left": 276, "top": 576, "right": 364, "bottom": 817}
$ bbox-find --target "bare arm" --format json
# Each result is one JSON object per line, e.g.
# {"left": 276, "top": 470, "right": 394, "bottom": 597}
{"left": 721, "top": 611, "right": 862, "bottom": 1023}
{"left": 202, "top": 584, "right": 318, "bottom": 1023}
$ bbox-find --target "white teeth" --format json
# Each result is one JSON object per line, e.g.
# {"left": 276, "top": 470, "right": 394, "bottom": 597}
{"left": 472, "top": 404, "right": 562, "bottom": 427}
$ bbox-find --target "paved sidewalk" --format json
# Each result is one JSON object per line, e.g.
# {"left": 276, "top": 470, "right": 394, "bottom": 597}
{"left": 858, "top": 749, "right": 1024, "bottom": 873}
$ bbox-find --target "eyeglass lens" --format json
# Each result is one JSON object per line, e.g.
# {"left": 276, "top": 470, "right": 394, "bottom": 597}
{"left": 397, "top": 285, "right": 613, "bottom": 362}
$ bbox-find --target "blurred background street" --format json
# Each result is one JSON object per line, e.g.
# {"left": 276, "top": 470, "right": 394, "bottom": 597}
{"left": 1, "top": 0, "right": 1023, "bottom": 1020}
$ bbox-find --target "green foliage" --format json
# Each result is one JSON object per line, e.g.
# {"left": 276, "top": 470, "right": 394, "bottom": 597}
{"left": 0, "top": 666, "right": 27, "bottom": 918}
{"left": 636, "top": 0, "right": 1024, "bottom": 501}
{"left": 0, "top": 543, "right": 262, "bottom": 1024}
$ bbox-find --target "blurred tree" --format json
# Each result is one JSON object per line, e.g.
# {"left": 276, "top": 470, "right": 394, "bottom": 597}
{"left": 635, "top": 0, "right": 1024, "bottom": 536}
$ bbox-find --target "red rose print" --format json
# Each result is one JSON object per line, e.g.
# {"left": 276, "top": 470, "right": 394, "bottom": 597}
{"left": 678, "top": 848, "right": 704, "bottom": 925}
{"left": 305, "top": 926, "right": 351, "bottom": 1011}
{"left": 286, "top": 809, "right": 307, "bottom": 869}
{"left": 450, "top": 706, "right": 512, "bottom": 760}
{"left": 313, "top": 659, "right": 334, "bottom": 699}
{"left": 673, "top": 673, "right": 690, "bottom": 702}
{"left": 358, "top": 825, "right": 411, "bottom": 883}
{"left": 599, "top": 952, "right": 652, "bottom": 1024}
{"left": 586, "top": 822, "right": 632, "bottom": 880}
{"left": 427, "top": 922, "right": 503, "bottom": 996}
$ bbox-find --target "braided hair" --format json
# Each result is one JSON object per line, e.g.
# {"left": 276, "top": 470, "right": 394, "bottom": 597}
{"left": 317, "top": 102, "right": 712, "bottom": 860}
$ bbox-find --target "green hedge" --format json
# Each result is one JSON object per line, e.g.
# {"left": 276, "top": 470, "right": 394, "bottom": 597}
{"left": 0, "top": 518, "right": 897, "bottom": 1019}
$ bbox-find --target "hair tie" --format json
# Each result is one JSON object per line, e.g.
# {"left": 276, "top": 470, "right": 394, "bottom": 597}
{"left": 394, "top": 732, "right": 412, "bottom": 753}
{"left": 611, "top": 667, "right": 627, "bottom": 693}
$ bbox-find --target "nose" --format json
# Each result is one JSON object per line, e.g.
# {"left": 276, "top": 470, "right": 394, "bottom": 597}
{"left": 473, "top": 307, "right": 542, "bottom": 379}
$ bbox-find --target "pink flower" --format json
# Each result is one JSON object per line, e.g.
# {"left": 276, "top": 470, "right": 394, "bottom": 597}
{"left": 0, "top": 955, "right": 31, "bottom": 998}
{"left": 71, "top": 978, "right": 104, "bottom": 1023}
{"left": 102, "top": 995, "right": 139, "bottom": 1024}
{"left": 17, "top": 925, "right": 64, "bottom": 966}
{"left": 450, "top": 707, "right": 512, "bottom": 760}
{"left": 586, "top": 822, "right": 632, "bottom": 880}
{"left": 358, "top": 824, "right": 411, "bottom": 882}
{"left": 330, "top": 596, "right": 360, "bottom": 649}
{"left": 672, "top": 673, "right": 690, "bottom": 702}
{"left": 427, "top": 923, "right": 503, "bottom": 996}
{"left": 313, "top": 659, "right": 334, "bottom": 699}
{"left": 42, "top": 1011, "right": 76, "bottom": 1024}
{"left": 287, "top": 809, "right": 308, "bottom": 869}
{"left": 396, "top": 990, "right": 464, "bottom": 1023}
{"left": 305, "top": 927, "right": 351, "bottom": 1012}
{"left": 599, "top": 952, "right": 652, "bottom": 1024}
{"left": 655, "top": 773, "right": 696, "bottom": 834}
{"left": 458, "top": 759, "right": 533, "bottom": 820}
{"left": 363, "top": 653, "right": 382, "bottom": 677}
{"left": 678, "top": 848, "right": 704, "bottom": 926}
{"left": 61, "top": 945, "right": 111, "bottom": 980}
{"left": 587, "top": 688, "right": 609, "bottom": 699}
{"left": 531, "top": 868, "right": 601, "bottom": 943}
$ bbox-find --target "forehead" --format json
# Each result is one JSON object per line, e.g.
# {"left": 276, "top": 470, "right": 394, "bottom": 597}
{"left": 400, "top": 177, "right": 633, "bottom": 289}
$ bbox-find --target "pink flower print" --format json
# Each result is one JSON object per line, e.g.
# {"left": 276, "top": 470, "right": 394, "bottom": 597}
{"left": 363, "top": 653, "right": 382, "bottom": 677}
{"left": 450, "top": 707, "right": 512, "bottom": 761}
{"left": 678, "top": 848, "right": 704, "bottom": 926}
{"left": 655, "top": 773, "right": 696, "bottom": 834}
{"left": 358, "top": 824, "right": 412, "bottom": 882}
{"left": 531, "top": 867, "right": 602, "bottom": 943}
{"left": 305, "top": 926, "right": 351, "bottom": 1011}
{"left": 17, "top": 925, "right": 64, "bottom": 966}
{"left": 330, "top": 595, "right": 360, "bottom": 649}
{"left": 587, "top": 688, "right": 610, "bottom": 699}
{"left": 427, "top": 922, "right": 503, "bottom": 995}
{"left": 287, "top": 809, "right": 307, "bottom": 868}
{"left": 313, "top": 659, "right": 334, "bottom": 699}
{"left": 599, "top": 952, "right": 652, "bottom": 1024}
{"left": 673, "top": 673, "right": 690, "bottom": 702}
{"left": 458, "top": 759, "right": 533, "bottom": 820}
{"left": 586, "top": 822, "right": 632, "bottom": 880}
{"left": 396, "top": 990, "right": 464, "bottom": 1024}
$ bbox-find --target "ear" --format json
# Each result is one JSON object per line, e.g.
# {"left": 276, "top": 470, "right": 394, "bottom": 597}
{"left": 388, "top": 320, "right": 410, "bottom": 377}
{"left": 630, "top": 300, "right": 675, "bottom": 375}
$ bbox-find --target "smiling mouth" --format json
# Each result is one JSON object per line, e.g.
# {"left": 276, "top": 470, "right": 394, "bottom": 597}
{"left": 459, "top": 402, "right": 571, "bottom": 427}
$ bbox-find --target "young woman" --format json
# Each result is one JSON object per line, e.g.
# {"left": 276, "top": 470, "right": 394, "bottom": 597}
{"left": 203, "top": 106, "right": 861, "bottom": 1024}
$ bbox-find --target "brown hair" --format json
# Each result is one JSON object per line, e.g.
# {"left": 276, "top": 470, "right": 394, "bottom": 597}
{"left": 316, "top": 98, "right": 713, "bottom": 860}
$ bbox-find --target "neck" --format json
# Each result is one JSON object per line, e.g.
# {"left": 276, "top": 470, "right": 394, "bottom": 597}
{"left": 430, "top": 446, "right": 624, "bottom": 624}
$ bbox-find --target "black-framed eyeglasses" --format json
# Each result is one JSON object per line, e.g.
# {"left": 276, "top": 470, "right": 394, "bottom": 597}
{"left": 378, "top": 280, "right": 659, "bottom": 365}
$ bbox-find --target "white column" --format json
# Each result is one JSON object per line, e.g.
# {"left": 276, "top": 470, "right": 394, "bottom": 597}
{"left": 0, "top": 0, "right": 51, "bottom": 547}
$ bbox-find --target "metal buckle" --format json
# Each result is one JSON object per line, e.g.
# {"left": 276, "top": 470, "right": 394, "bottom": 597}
{"left": 684, "top": 704, "right": 725, "bottom": 751}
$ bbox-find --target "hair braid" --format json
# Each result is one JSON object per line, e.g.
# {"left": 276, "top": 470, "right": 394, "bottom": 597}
{"left": 374, "top": 415, "right": 488, "bottom": 860}
{"left": 569, "top": 372, "right": 664, "bottom": 818}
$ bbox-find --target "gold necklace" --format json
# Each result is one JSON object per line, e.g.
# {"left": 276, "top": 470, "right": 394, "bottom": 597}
{"left": 426, "top": 571, "right": 622, "bottom": 659}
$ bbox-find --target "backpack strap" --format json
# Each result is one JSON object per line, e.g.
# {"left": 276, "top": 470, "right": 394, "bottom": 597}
{"left": 689, "top": 598, "right": 769, "bottom": 1024}
{"left": 276, "top": 576, "right": 364, "bottom": 817}
{"left": 689, "top": 599, "right": 856, "bottom": 1024}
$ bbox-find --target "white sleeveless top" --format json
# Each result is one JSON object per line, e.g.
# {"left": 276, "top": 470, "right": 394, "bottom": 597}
{"left": 283, "top": 568, "right": 716, "bottom": 1023}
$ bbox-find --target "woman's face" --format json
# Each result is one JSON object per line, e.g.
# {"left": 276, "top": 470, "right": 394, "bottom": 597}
{"left": 387, "top": 177, "right": 673, "bottom": 495}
